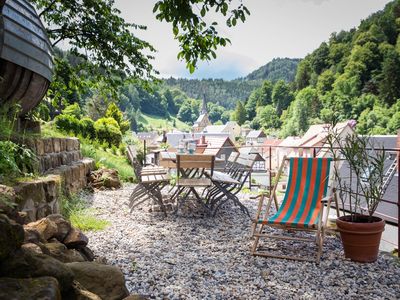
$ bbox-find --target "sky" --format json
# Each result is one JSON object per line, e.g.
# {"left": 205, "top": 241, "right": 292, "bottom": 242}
{"left": 115, "top": 0, "right": 392, "bottom": 80}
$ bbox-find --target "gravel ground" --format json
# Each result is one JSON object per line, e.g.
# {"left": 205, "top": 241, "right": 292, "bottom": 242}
{"left": 84, "top": 184, "right": 400, "bottom": 300}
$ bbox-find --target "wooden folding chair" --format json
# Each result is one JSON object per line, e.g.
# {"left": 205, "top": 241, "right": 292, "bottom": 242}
{"left": 128, "top": 159, "right": 170, "bottom": 216}
{"left": 207, "top": 153, "right": 257, "bottom": 217}
{"left": 172, "top": 154, "right": 215, "bottom": 214}
{"left": 252, "top": 156, "right": 337, "bottom": 263}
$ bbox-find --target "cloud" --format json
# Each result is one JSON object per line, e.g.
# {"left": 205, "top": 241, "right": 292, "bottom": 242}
{"left": 158, "top": 51, "right": 258, "bottom": 80}
{"left": 299, "top": 0, "right": 330, "bottom": 5}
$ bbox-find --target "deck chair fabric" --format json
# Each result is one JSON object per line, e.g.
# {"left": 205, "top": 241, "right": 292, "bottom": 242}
{"left": 252, "top": 157, "right": 334, "bottom": 263}
{"left": 261, "top": 157, "right": 332, "bottom": 229}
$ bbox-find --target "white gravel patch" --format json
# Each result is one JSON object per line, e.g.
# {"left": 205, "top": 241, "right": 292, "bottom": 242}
{"left": 84, "top": 184, "right": 400, "bottom": 299}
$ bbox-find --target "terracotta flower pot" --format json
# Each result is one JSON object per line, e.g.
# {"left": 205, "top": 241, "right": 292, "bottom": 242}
{"left": 336, "top": 215, "right": 385, "bottom": 263}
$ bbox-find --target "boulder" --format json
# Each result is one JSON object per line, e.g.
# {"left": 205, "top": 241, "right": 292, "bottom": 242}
{"left": 0, "top": 185, "right": 17, "bottom": 216}
{"left": 0, "top": 276, "right": 61, "bottom": 300}
{"left": 79, "top": 246, "right": 95, "bottom": 261}
{"left": 67, "top": 262, "right": 129, "bottom": 300}
{"left": 46, "top": 214, "right": 72, "bottom": 242}
{"left": 89, "top": 169, "right": 121, "bottom": 189}
{"left": 43, "top": 240, "right": 86, "bottom": 263}
{"left": 0, "top": 248, "right": 74, "bottom": 292}
{"left": 21, "top": 243, "right": 43, "bottom": 254}
{"left": 64, "top": 227, "right": 89, "bottom": 249}
{"left": 0, "top": 214, "right": 24, "bottom": 261}
{"left": 67, "top": 280, "right": 103, "bottom": 300}
{"left": 24, "top": 227, "right": 44, "bottom": 244}
{"left": 25, "top": 218, "right": 58, "bottom": 241}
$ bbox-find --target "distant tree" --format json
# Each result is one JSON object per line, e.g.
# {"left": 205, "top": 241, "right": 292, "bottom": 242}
{"left": 234, "top": 101, "right": 247, "bottom": 125}
{"left": 177, "top": 101, "right": 194, "bottom": 123}
{"left": 272, "top": 80, "right": 294, "bottom": 116}
{"left": 208, "top": 104, "right": 225, "bottom": 123}
{"left": 295, "top": 59, "right": 312, "bottom": 90}
{"left": 379, "top": 50, "right": 400, "bottom": 106}
{"left": 310, "top": 42, "right": 330, "bottom": 75}
{"left": 257, "top": 105, "right": 281, "bottom": 129}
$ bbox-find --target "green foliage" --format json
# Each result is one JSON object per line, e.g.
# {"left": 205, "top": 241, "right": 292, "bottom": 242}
{"left": 94, "top": 117, "right": 122, "bottom": 147}
{"left": 105, "top": 103, "right": 130, "bottom": 134}
{"left": 257, "top": 105, "right": 281, "bottom": 130}
{"left": 0, "top": 141, "right": 37, "bottom": 183}
{"left": 79, "top": 117, "right": 96, "bottom": 140}
{"left": 233, "top": 101, "right": 247, "bottom": 125}
{"left": 245, "top": 80, "right": 273, "bottom": 119}
{"left": 154, "top": 0, "right": 250, "bottom": 72}
{"left": 54, "top": 114, "right": 81, "bottom": 135}
{"left": 63, "top": 103, "right": 82, "bottom": 118}
{"left": 245, "top": 58, "right": 301, "bottom": 82}
{"left": 31, "top": 0, "right": 155, "bottom": 80}
{"left": 272, "top": 80, "right": 294, "bottom": 116}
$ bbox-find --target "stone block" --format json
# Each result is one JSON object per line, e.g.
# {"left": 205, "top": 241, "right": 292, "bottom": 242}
{"left": 43, "top": 154, "right": 52, "bottom": 172}
{"left": 53, "top": 138, "right": 61, "bottom": 153}
{"left": 60, "top": 139, "right": 67, "bottom": 152}
{"left": 61, "top": 152, "right": 68, "bottom": 166}
{"left": 36, "top": 203, "right": 53, "bottom": 220}
{"left": 43, "top": 138, "right": 54, "bottom": 153}
{"left": 50, "top": 153, "right": 61, "bottom": 169}
{"left": 66, "top": 138, "right": 75, "bottom": 151}
{"left": 36, "top": 139, "right": 45, "bottom": 155}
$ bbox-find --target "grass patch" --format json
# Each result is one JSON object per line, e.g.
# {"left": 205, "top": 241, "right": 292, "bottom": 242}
{"left": 139, "top": 113, "right": 190, "bottom": 131}
{"left": 61, "top": 193, "right": 110, "bottom": 232}
{"left": 80, "top": 141, "right": 133, "bottom": 182}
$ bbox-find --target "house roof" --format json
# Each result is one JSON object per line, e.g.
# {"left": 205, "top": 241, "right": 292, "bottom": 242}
{"left": 203, "top": 136, "right": 237, "bottom": 156}
{"left": 278, "top": 136, "right": 301, "bottom": 147}
{"left": 239, "top": 147, "right": 265, "bottom": 161}
{"left": 166, "top": 132, "right": 229, "bottom": 148}
{"left": 194, "top": 113, "right": 208, "bottom": 124}
{"left": 247, "top": 130, "right": 266, "bottom": 139}
{"left": 203, "top": 125, "right": 226, "bottom": 134}
{"left": 136, "top": 132, "right": 158, "bottom": 141}
{"left": 298, "top": 121, "right": 351, "bottom": 148}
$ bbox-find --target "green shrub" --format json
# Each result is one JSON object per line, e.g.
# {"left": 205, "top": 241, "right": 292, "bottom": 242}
{"left": 0, "top": 141, "right": 37, "bottom": 182}
{"left": 119, "top": 143, "right": 127, "bottom": 155}
{"left": 111, "top": 145, "right": 118, "bottom": 155}
{"left": 55, "top": 114, "right": 80, "bottom": 135}
{"left": 94, "top": 117, "right": 122, "bottom": 147}
{"left": 80, "top": 117, "right": 95, "bottom": 139}
{"left": 63, "top": 103, "right": 82, "bottom": 118}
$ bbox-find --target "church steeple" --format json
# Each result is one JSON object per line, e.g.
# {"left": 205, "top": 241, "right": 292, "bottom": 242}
{"left": 201, "top": 94, "right": 207, "bottom": 114}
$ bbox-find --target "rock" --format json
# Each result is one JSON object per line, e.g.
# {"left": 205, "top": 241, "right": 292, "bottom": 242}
{"left": 0, "top": 276, "right": 61, "bottom": 300}
{"left": 78, "top": 246, "right": 95, "bottom": 261}
{"left": 0, "top": 214, "right": 24, "bottom": 261}
{"left": 67, "top": 262, "right": 129, "bottom": 300}
{"left": 89, "top": 169, "right": 121, "bottom": 189}
{"left": 123, "top": 296, "right": 148, "bottom": 300}
{"left": 43, "top": 240, "right": 86, "bottom": 263}
{"left": 64, "top": 227, "right": 89, "bottom": 249}
{"left": 21, "top": 243, "right": 43, "bottom": 254}
{"left": 24, "top": 227, "right": 43, "bottom": 243}
{"left": 47, "top": 214, "right": 72, "bottom": 242}
{"left": 25, "top": 218, "right": 58, "bottom": 241}
{"left": 0, "top": 185, "right": 17, "bottom": 216}
{"left": 0, "top": 248, "right": 74, "bottom": 292}
{"left": 68, "top": 280, "right": 103, "bottom": 300}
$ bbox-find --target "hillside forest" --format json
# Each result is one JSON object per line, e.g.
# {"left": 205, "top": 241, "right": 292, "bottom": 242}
{"left": 20, "top": 0, "right": 400, "bottom": 141}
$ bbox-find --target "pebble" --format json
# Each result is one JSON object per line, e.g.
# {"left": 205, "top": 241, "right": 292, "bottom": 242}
{"left": 84, "top": 184, "right": 400, "bottom": 299}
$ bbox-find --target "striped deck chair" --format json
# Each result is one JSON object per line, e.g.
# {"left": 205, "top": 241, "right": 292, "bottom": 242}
{"left": 252, "top": 156, "right": 336, "bottom": 263}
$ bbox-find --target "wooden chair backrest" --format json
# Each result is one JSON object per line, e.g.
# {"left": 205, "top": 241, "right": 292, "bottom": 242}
{"left": 176, "top": 154, "right": 215, "bottom": 170}
{"left": 236, "top": 153, "right": 257, "bottom": 169}
{"left": 228, "top": 151, "right": 239, "bottom": 163}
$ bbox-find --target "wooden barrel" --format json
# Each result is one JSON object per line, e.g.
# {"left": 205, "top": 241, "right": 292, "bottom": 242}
{"left": 0, "top": 0, "right": 53, "bottom": 116}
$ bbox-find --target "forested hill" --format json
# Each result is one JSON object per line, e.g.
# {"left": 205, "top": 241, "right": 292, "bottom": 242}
{"left": 163, "top": 78, "right": 261, "bottom": 109}
{"left": 163, "top": 58, "right": 300, "bottom": 109}
{"left": 244, "top": 58, "right": 301, "bottom": 81}
{"left": 241, "top": 0, "right": 400, "bottom": 137}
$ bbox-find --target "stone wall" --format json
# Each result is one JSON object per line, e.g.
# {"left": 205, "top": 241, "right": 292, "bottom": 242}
{"left": 8, "top": 137, "right": 96, "bottom": 222}
{"left": 25, "top": 137, "right": 82, "bottom": 174}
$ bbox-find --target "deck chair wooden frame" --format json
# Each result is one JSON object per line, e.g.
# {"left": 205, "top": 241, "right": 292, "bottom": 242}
{"left": 172, "top": 154, "right": 215, "bottom": 213}
{"left": 128, "top": 159, "right": 170, "bottom": 216}
{"left": 251, "top": 156, "right": 338, "bottom": 263}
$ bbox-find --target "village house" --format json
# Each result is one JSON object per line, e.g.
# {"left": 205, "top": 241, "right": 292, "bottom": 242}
{"left": 192, "top": 97, "right": 211, "bottom": 133}
{"left": 246, "top": 129, "right": 267, "bottom": 145}
{"left": 203, "top": 121, "right": 241, "bottom": 141}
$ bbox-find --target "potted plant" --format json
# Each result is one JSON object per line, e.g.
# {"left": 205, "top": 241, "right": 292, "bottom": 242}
{"left": 327, "top": 129, "right": 386, "bottom": 263}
